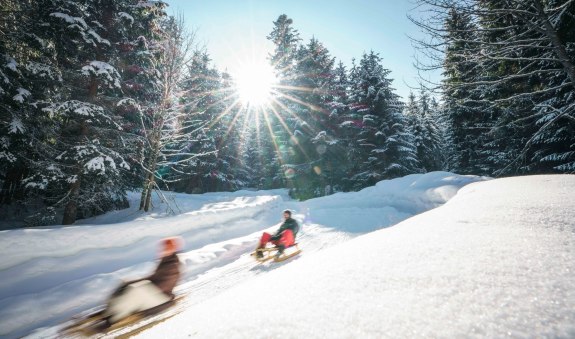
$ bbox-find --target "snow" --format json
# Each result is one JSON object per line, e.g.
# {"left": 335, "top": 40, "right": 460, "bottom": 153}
{"left": 9, "top": 117, "right": 25, "bottom": 134}
{"left": 12, "top": 88, "right": 31, "bottom": 103}
{"left": 50, "top": 13, "right": 110, "bottom": 47}
{"left": 117, "top": 12, "right": 135, "bottom": 25}
{"left": 26, "top": 62, "right": 61, "bottom": 81}
{"left": 4, "top": 55, "right": 18, "bottom": 71}
{"left": 85, "top": 156, "right": 114, "bottom": 173}
{"left": 81, "top": 61, "right": 121, "bottom": 89}
{"left": 1, "top": 172, "right": 574, "bottom": 338}
{"left": 50, "top": 13, "right": 88, "bottom": 30}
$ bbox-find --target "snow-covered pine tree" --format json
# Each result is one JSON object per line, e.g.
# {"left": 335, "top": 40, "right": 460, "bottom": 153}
{"left": 481, "top": 0, "right": 575, "bottom": 174}
{"left": 286, "top": 37, "right": 337, "bottom": 199}
{"left": 429, "top": 96, "right": 451, "bottom": 170}
{"left": 404, "top": 92, "right": 425, "bottom": 172}
{"left": 171, "top": 51, "right": 237, "bottom": 194}
{"left": 115, "top": 2, "right": 172, "bottom": 195}
{"left": 417, "top": 90, "right": 443, "bottom": 171}
{"left": 198, "top": 69, "right": 247, "bottom": 192}
{"left": 324, "top": 61, "right": 352, "bottom": 192}
{"left": 232, "top": 111, "right": 263, "bottom": 189}
{"left": 412, "top": 0, "right": 575, "bottom": 175}
{"left": 264, "top": 14, "right": 303, "bottom": 191}
{"left": 346, "top": 51, "right": 418, "bottom": 190}
{"left": 0, "top": 0, "right": 61, "bottom": 209}
{"left": 441, "top": 6, "right": 487, "bottom": 175}
{"left": 268, "top": 14, "right": 301, "bottom": 81}
{"left": 19, "top": 0, "right": 147, "bottom": 224}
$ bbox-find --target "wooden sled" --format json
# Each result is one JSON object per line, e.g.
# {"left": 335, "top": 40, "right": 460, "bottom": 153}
{"left": 251, "top": 243, "right": 302, "bottom": 263}
{"left": 60, "top": 295, "right": 185, "bottom": 337}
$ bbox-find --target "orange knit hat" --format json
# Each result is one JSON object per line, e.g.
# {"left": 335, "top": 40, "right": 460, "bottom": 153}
{"left": 160, "top": 236, "right": 183, "bottom": 257}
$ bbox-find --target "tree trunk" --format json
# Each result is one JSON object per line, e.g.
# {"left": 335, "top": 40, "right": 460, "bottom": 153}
{"left": 140, "top": 171, "right": 155, "bottom": 212}
{"left": 61, "top": 71, "right": 98, "bottom": 224}
{"left": 0, "top": 166, "right": 27, "bottom": 204}
{"left": 62, "top": 176, "right": 81, "bottom": 225}
{"left": 140, "top": 131, "right": 161, "bottom": 212}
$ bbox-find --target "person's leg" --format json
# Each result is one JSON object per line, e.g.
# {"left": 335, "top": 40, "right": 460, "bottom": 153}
{"left": 278, "top": 230, "right": 295, "bottom": 247}
{"left": 258, "top": 232, "right": 272, "bottom": 248}
{"left": 256, "top": 232, "right": 273, "bottom": 258}
{"left": 276, "top": 230, "right": 295, "bottom": 256}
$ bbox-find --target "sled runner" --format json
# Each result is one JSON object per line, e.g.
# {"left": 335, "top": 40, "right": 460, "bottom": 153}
{"left": 251, "top": 243, "right": 301, "bottom": 263}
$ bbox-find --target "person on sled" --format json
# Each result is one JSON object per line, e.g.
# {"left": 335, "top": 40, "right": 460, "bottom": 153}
{"left": 101, "top": 236, "right": 183, "bottom": 328}
{"left": 256, "top": 209, "right": 299, "bottom": 259}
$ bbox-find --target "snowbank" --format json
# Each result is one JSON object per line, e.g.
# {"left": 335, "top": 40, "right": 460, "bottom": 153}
{"left": 139, "top": 175, "right": 575, "bottom": 338}
{"left": 1, "top": 172, "right": 484, "bottom": 338}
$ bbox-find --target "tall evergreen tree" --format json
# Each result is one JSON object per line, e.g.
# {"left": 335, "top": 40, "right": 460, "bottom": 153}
{"left": 22, "top": 0, "right": 145, "bottom": 224}
{"left": 404, "top": 92, "right": 425, "bottom": 172}
{"left": 346, "top": 51, "right": 418, "bottom": 189}
{"left": 412, "top": 0, "right": 575, "bottom": 175}
{"left": 170, "top": 51, "right": 249, "bottom": 194}
{"left": 417, "top": 90, "right": 443, "bottom": 171}
{"left": 286, "top": 37, "right": 337, "bottom": 198}
{"left": 265, "top": 14, "right": 302, "bottom": 191}
{"left": 441, "top": 6, "right": 487, "bottom": 174}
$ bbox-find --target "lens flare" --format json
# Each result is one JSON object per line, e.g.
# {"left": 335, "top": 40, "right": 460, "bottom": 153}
{"left": 284, "top": 168, "right": 295, "bottom": 179}
{"left": 234, "top": 61, "right": 276, "bottom": 107}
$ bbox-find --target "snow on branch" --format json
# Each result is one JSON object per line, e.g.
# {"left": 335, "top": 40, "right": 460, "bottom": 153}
{"left": 81, "top": 61, "right": 121, "bottom": 89}
{"left": 50, "top": 12, "right": 88, "bottom": 29}
{"left": 9, "top": 117, "right": 25, "bottom": 134}
{"left": 117, "top": 12, "right": 134, "bottom": 25}
{"left": 50, "top": 12, "right": 110, "bottom": 47}
{"left": 42, "top": 100, "right": 120, "bottom": 129}
{"left": 12, "top": 88, "right": 31, "bottom": 104}
{"left": 26, "top": 62, "right": 62, "bottom": 82}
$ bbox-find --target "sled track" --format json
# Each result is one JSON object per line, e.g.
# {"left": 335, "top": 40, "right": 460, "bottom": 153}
{"left": 57, "top": 223, "right": 355, "bottom": 338}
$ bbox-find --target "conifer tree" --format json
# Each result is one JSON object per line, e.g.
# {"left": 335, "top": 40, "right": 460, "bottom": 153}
{"left": 287, "top": 37, "right": 337, "bottom": 198}
{"left": 412, "top": 0, "right": 575, "bottom": 175}
{"left": 346, "top": 51, "right": 418, "bottom": 189}
{"left": 417, "top": 90, "right": 443, "bottom": 171}
{"left": 265, "top": 14, "right": 302, "bottom": 191}
{"left": 171, "top": 51, "right": 248, "bottom": 194}
{"left": 22, "top": 0, "right": 142, "bottom": 224}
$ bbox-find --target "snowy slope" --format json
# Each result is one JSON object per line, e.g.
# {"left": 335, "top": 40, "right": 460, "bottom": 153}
{"left": 2, "top": 172, "right": 483, "bottom": 338}
{"left": 138, "top": 175, "right": 575, "bottom": 338}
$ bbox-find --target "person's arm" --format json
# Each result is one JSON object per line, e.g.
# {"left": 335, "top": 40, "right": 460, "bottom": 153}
{"left": 291, "top": 219, "right": 299, "bottom": 235}
{"left": 271, "top": 222, "right": 287, "bottom": 240}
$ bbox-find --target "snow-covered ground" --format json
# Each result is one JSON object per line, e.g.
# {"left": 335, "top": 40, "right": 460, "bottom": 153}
{"left": 2, "top": 172, "right": 574, "bottom": 338}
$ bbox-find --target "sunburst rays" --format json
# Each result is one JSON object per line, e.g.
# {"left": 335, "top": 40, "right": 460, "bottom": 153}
{"left": 178, "top": 50, "right": 330, "bottom": 177}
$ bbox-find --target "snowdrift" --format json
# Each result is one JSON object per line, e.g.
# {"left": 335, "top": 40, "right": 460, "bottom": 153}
{"left": 139, "top": 175, "right": 575, "bottom": 338}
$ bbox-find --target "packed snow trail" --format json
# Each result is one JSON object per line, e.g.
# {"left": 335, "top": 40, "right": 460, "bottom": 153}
{"left": 0, "top": 172, "right": 485, "bottom": 338}
{"left": 1, "top": 192, "right": 285, "bottom": 338}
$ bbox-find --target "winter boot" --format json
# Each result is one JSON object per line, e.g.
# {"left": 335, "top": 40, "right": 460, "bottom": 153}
{"left": 275, "top": 245, "right": 285, "bottom": 259}
{"left": 256, "top": 248, "right": 264, "bottom": 259}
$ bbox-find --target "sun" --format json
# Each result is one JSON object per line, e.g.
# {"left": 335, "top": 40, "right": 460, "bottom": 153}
{"left": 234, "top": 61, "right": 276, "bottom": 107}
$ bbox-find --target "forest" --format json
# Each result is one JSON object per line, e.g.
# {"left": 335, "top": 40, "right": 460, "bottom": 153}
{"left": 0, "top": 0, "right": 573, "bottom": 227}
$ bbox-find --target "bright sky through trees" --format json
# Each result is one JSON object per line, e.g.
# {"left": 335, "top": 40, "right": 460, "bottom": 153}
{"left": 166, "top": 0, "right": 439, "bottom": 100}
{"left": 234, "top": 60, "right": 276, "bottom": 107}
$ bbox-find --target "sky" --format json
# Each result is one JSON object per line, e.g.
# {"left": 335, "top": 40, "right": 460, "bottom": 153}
{"left": 6, "top": 173, "right": 574, "bottom": 338}
{"left": 164, "top": 0, "right": 439, "bottom": 100}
